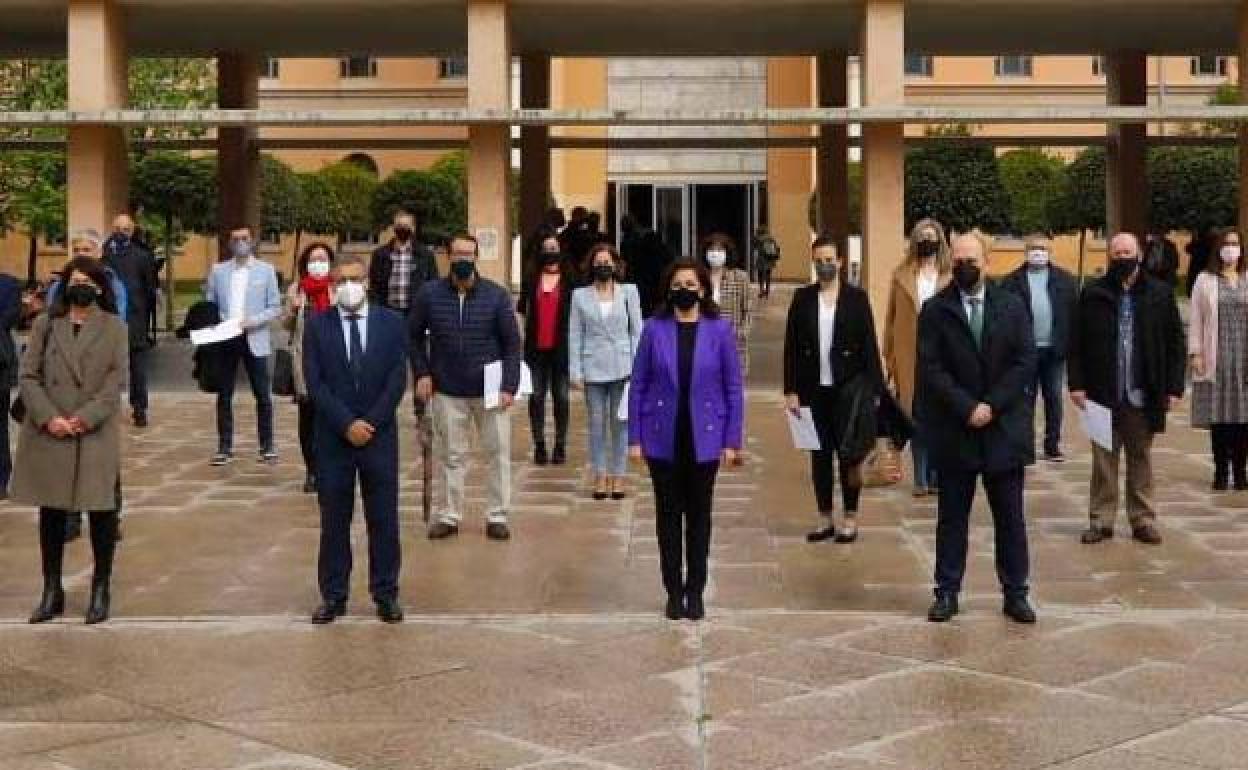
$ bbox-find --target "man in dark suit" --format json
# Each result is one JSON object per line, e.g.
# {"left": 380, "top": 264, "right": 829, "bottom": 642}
{"left": 0, "top": 270, "right": 21, "bottom": 495}
{"left": 918, "top": 233, "right": 1038, "bottom": 624}
{"left": 303, "top": 254, "right": 409, "bottom": 624}
{"left": 103, "top": 214, "right": 159, "bottom": 427}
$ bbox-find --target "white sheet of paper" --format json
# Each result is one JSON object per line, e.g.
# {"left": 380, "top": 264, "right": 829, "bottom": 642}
{"left": 189, "top": 317, "right": 242, "bottom": 347}
{"left": 618, "top": 382, "right": 630, "bottom": 421}
{"left": 787, "top": 407, "right": 821, "bottom": 451}
{"left": 1080, "top": 400, "right": 1114, "bottom": 452}
{"left": 484, "top": 361, "right": 533, "bottom": 410}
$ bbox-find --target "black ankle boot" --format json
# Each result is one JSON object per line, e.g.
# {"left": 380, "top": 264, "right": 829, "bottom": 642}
{"left": 85, "top": 578, "right": 111, "bottom": 625}
{"left": 29, "top": 583, "right": 65, "bottom": 624}
{"left": 534, "top": 442, "right": 549, "bottom": 466}
{"left": 551, "top": 445, "right": 567, "bottom": 465}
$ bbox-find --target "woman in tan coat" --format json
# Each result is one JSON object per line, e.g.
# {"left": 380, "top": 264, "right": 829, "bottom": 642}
{"left": 14, "top": 257, "right": 129, "bottom": 624}
{"left": 883, "top": 218, "right": 951, "bottom": 497}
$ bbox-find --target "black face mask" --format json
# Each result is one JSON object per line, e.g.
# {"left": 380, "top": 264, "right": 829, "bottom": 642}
{"left": 394, "top": 226, "right": 413, "bottom": 242}
{"left": 541, "top": 252, "right": 562, "bottom": 266}
{"left": 450, "top": 259, "right": 475, "bottom": 281}
{"left": 952, "top": 261, "right": 982, "bottom": 292}
{"left": 65, "top": 283, "right": 98, "bottom": 308}
{"left": 592, "top": 264, "right": 615, "bottom": 282}
{"left": 669, "top": 288, "right": 700, "bottom": 311}
{"left": 1107, "top": 257, "right": 1139, "bottom": 284}
{"left": 916, "top": 240, "right": 940, "bottom": 259}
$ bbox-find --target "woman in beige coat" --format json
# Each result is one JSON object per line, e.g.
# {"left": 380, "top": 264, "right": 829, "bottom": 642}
{"left": 883, "top": 218, "right": 951, "bottom": 497}
{"left": 14, "top": 257, "right": 129, "bottom": 624}
{"left": 284, "top": 242, "right": 336, "bottom": 495}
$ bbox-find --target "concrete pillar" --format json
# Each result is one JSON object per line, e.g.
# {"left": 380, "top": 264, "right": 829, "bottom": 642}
{"left": 550, "top": 58, "right": 607, "bottom": 216}
{"left": 1239, "top": 6, "right": 1248, "bottom": 233}
{"left": 860, "top": 0, "right": 906, "bottom": 312}
{"left": 467, "top": 0, "right": 512, "bottom": 284}
{"left": 817, "top": 52, "right": 851, "bottom": 260}
{"left": 67, "top": 0, "right": 128, "bottom": 237}
{"left": 520, "top": 54, "right": 551, "bottom": 245}
{"left": 766, "top": 57, "right": 816, "bottom": 282}
{"left": 217, "top": 53, "right": 260, "bottom": 258}
{"left": 1105, "top": 51, "right": 1148, "bottom": 239}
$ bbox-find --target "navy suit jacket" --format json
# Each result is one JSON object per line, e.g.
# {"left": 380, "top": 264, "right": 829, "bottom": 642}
{"left": 303, "top": 304, "right": 409, "bottom": 453}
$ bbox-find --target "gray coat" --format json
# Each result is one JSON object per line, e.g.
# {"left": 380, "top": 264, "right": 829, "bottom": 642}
{"left": 11, "top": 310, "right": 128, "bottom": 511}
{"left": 568, "top": 282, "right": 643, "bottom": 384}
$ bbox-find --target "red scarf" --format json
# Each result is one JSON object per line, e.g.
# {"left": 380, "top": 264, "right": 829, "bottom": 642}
{"left": 300, "top": 274, "right": 333, "bottom": 313}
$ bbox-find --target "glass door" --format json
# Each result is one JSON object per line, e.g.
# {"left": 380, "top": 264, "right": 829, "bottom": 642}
{"left": 655, "top": 185, "right": 688, "bottom": 258}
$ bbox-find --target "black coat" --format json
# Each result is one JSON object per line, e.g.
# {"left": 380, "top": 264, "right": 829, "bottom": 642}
{"left": 783, "top": 282, "right": 883, "bottom": 403}
{"left": 916, "top": 283, "right": 1037, "bottom": 473}
{"left": 104, "top": 237, "right": 158, "bottom": 351}
{"left": 516, "top": 270, "right": 574, "bottom": 365}
{"left": 1067, "top": 272, "right": 1186, "bottom": 433}
{"left": 368, "top": 239, "right": 439, "bottom": 313}
{"left": 998, "top": 264, "right": 1078, "bottom": 357}
{"left": 177, "top": 300, "right": 227, "bottom": 393}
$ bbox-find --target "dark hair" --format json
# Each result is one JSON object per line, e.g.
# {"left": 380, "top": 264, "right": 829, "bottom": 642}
{"left": 524, "top": 225, "right": 567, "bottom": 283}
{"left": 699, "top": 232, "right": 740, "bottom": 269}
{"left": 587, "top": 242, "right": 621, "bottom": 267}
{"left": 811, "top": 234, "right": 838, "bottom": 254}
{"left": 51, "top": 257, "right": 118, "bottom": 318}
{"left": 449, "top": 232, "right": 479, "bottom": 255}
{"left": 1208, "top": 228, "right": 1247, "bottom": 275}
{"left": 654, "top": 259, "right": 720, "bottom": 319}
{"left": 296, "top": 241, "right": 336, "bottom": 278}
{"left": 545, "top": 207, "right": 567, "bottom": 230}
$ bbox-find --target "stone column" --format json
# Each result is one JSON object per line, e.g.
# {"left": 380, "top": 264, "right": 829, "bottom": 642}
{"left": 766, "top": 57, "right": 815, "bottom": 282}
{"left": 817, "top": 52, "right": 851, "bottom": 260}
{"left": 467, "top": 0, "right": 512, "bottom": 284}
{"left": 520, "top": 53, "right": 551, "bottom": 245}
{"left": 861, "top": 0, "right": 906, "bottom": 313}
{"left": 1105, "top": 51, "right": 1148, "bottom": 239}
{"left": 217, "top": 53, "right": 260, "bottom": 258}
{"left": 67, "top": 0, "right": 128, "bottom": 236}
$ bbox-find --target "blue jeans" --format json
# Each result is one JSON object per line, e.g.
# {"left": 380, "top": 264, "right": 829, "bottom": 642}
{"left": 216, "top": 338, "right": 274, "bottom": 453}
{"left": 586, "top": 379, "right": 629, "bottom": 476}
{"left": 1035, "top": 347, "right": 1065, "bottom": 455}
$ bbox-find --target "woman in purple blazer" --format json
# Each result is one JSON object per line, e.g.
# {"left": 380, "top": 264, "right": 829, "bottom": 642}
{"left": 628, "top": 260, "right": 744, "bottom": 621}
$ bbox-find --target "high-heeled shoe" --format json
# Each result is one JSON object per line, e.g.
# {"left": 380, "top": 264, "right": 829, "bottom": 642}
{"left": 29, "top": 584, "right": 65, "bottom": 624}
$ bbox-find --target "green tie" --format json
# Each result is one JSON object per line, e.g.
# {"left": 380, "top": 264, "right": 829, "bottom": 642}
{"left": 968, "top": 297, "right": 984, "bottom": 348}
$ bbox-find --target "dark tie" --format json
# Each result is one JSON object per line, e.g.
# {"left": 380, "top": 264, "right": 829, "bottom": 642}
{"left": 347, "top": 314, "right": 364, "bottom": 384}
{"left": 968, "top": 298, "right": 984, "bottom": 349}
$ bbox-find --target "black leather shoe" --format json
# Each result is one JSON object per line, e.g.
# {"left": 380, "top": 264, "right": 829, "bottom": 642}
{"left": 551, "top": 445, "right": 567, "bottom": 465}
{"left": 311, "top": 600, "right": 346, "bottom": 624}
{"left": 427, "top": 521, "right": 459, "bottom": 540}
{"left": 685, "top": 594, "right": 706, "bottom": 622}
{"left": 1003, "top": 596, "right": 1037, "bottom": 624}
{"left": 132, "top": 410, "right": 148, "bottom": 428}
{"left": 806, "top": 525, "right": 836, "bottom": 543}
{"left": 486, "top": 521, "right": 511, "bottom": 541}
{"left": 64, "top": 514, "right": 82, "bottom": 543}
{"left": 664, "top": 595, "right": 683, "bottom": 620}
{"left": 835, "top": 517, "right": 859, "bottom": 544}
{"left": 84, "top": 579, "right": 111, "bottom": 625}
{"left": 927, "top": 594, "right": 959, "bottom": 623}
{"left": 302, "top": 473, "right": 318, "bottom": 494}
{"left": 376, "top": 598, "right": 404, "bottom": 624}
{"left": 534, "top": 444, "right": 549, "bottom": 466}
{"left": 29, "top": 586, "right": 65, "bottom": 624}
{"left": 1081, "top": 526, "right": 1114, "bottom": 544}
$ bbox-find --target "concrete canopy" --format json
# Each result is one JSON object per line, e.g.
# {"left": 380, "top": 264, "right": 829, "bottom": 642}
{"left": 0, "top": 0, "right": 1241, "bottom": 58}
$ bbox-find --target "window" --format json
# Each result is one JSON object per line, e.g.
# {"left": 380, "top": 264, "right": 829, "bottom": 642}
{"left": 339, "top": 56, "right": 378, "bottom": 79}
{"left": 1191, "top": 56, "right": 1229, "bottom": 77}
{"left": 905, "top": 54, "right": 933, "bottom": 77}
{"left": 438, "top": 56, "right": 468, "bottom": 79}
{"left": 994, "top": 55, "right": 1033, "bottom": 77}
{"left": 1092, "top": 56, "right": 1105, "bottom": 77}
{"left": 261, "top": 57, "right": 280, "bottom": 80}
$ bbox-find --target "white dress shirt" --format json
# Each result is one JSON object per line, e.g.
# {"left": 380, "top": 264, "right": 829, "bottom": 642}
{"left": 340, "top": 304, "right": 369, "bottom": 359}
{"left": 960, "top": 285, "right": 986, "bottom": 322}
{"left": 228, "top": 261, "right": 250, "bottom": 321}
{"left": 818, "top": 293, "right": 837, "bottom": 387}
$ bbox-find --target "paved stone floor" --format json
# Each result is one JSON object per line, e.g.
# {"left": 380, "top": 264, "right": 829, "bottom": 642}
{"left": 2, "top": 291, "right": 1248, "bottom": 768}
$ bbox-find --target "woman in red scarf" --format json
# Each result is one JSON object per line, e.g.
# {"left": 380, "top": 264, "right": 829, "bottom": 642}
{"left": 286, "top": 242, "right": 335, "bottom": 493}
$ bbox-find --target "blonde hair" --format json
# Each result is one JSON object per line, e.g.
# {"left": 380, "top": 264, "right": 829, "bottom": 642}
{"left": 906, "top": 218, "right": 951, "bottom": 272}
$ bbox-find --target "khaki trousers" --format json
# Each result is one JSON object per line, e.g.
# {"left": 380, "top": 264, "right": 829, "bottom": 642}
{"left": 432, "top": 394, "right": 511, "bottom": 526}
{"left": 1089, "top": 406, "right": 1157, "bottom": 528}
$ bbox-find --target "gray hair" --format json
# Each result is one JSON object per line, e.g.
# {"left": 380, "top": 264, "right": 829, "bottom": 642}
{"left": 71, "top": 228, "right": 103, "bottom": 247}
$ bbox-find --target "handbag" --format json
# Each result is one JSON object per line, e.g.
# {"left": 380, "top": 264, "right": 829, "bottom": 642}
{"left": 848, "top": 438, "right": 903, "bottom": 489}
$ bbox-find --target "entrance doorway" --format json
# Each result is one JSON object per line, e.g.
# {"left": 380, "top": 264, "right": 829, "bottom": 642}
{"left": 613, "top": 181, "right": 761, "bottom": 267}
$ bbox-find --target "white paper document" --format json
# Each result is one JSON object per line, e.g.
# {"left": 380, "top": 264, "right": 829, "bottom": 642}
{"left": 189, "top": 318, "right": 242, "bottom": 347}
{"left": 786, "top": 407, "right": 821, "bottom": 451}
{"left": 1079, "top": 400, "right": 1114, "bottom": 452}
{"left": 618, "top": 382, "right": 630, "bottom": 421}
{"left": 484, "top": 361, "right": 534, "bottom": 409}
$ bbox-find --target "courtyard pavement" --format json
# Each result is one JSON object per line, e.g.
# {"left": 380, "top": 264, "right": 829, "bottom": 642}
{"left": 1, "top": 289, "right": 1247, "bottom": 769}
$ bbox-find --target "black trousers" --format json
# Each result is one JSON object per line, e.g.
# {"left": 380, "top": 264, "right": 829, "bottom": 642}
{"left": 40, "top": 508, "right": 119, "bottom": 582}
{"left": 297, "top": 398, "right": 317, "bottom": 477}
{"left": 758, "top": 266, "right": 773, "bottom": 296}
{"left": 215, "top": 337, "right": 274, "bottom": 453}
{"left": 527, "top": 349, "right": 569, "bottom": 449}
{"left": 933, "top": 467, "right": 1029, "bottom": 600}
{"left": 808, "top": 386, "right": 861, "bottom": 515}
{"left": 317, "top": 433, "right": 401, "bottom": 603}
{"left": 648, "top": 457, "right": 720, "bottom": 599}
{"left": 0, "top": 385, "right": 11, "bottom": 489}
{"left": 129, "top": 348, "right": 150, "bottom": 413}
{"left": 1211, "top": 423, "right": 1248, "bottom": 483}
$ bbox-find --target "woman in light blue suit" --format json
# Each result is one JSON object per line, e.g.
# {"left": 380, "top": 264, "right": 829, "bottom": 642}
{"left": 569, "top": 244, "right": 643, "bottom": 500}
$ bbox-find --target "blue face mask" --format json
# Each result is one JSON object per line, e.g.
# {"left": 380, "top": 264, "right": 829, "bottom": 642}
{"left": 450, "top": 259, "right": 475, "bottom": 281}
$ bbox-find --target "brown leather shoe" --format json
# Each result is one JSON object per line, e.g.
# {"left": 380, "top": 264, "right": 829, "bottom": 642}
{"left": 1080, "top": 526, "right": 1114, "bottom": 544}
{"left": 1132, "top": 523, "right": 1163, "bottom": 545}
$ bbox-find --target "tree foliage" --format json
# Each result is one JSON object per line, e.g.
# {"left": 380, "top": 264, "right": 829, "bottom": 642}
{"left": 371, "top": 169, "right": 466, "bottom": 242}
{"left": 998, "top": 149, "right": 1066, "bottom": 235}
{"left": 904, "top": 141, "right": 1011, "bottom": 234}
{"left": 1147, "top": 147, "right": 1238, "bottom": 234}
{"left": 317, "top": 161, "right": 378, "bottom": 241}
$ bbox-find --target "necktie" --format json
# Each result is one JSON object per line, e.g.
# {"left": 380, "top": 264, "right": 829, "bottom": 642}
{"left": 968, "top": 297, "right": 984, "bottom": 349}
{"left": 347, "top": 314, "right": 364, "bottom": 384}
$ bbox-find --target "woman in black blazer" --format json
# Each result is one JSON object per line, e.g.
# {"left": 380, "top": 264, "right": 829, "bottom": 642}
{"left": 783, "top": 236, "right": 884, "bottom": 543}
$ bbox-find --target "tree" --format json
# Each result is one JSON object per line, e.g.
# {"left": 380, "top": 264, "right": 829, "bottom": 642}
{"left": 317, "top": 161, "right": 379, "bottom": 243}
{"left": 371, "top": 169, "right": 466, "bottom": 244}
{"left": 1049, "top": 147, "right": 1105, "bottom": 281}
{"left": 1147, "top": 147, "right": 1237, "bottom": 235}
{"left": 130, "top": 152, "right": 217, "bottom": 329}
{"left": 127, "top": 58, "right": 216, "bottom": 141}
{"left": 998, "top": 149, "right": 1066, "bottom": 236}
{"left": 5, "top": 155, "right": 67, "bottom": 285}
{"left": 289, "top": 171, "right": 347, "bottom": 271}
{"left": 904, "top": 141, "right": 1011, "bottom": 234}
{"left": 260, "top": 155, "right": 301, "bottom": 244}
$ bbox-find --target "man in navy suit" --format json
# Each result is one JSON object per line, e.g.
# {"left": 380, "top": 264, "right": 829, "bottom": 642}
{"left": 302, "top": 254, "right": 409, "bottom": 624}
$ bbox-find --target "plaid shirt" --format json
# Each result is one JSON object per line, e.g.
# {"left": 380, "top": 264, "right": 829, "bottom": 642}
{"left": 388, "top": 244, "right": 413, "bottom": 310}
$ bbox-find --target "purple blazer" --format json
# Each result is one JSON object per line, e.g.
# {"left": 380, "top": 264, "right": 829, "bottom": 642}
{"left": 628, "top": 315, "right": 745, "bottom": 464}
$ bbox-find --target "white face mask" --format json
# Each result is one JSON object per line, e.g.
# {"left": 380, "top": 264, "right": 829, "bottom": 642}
{"left": 335, "top": 280, "right": 366, "bottom": 311}
{"left": 1026, "top": 249, "right": 1050, "bottom": 268}
{"left": 1222, "top": 245, "right": 1242, "bottom": 264}
{"left": 307, "top": 261, "right": 330, "bottom": 278}
{"left": 705, "top": 250, "right": 727, "bottom": 269}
